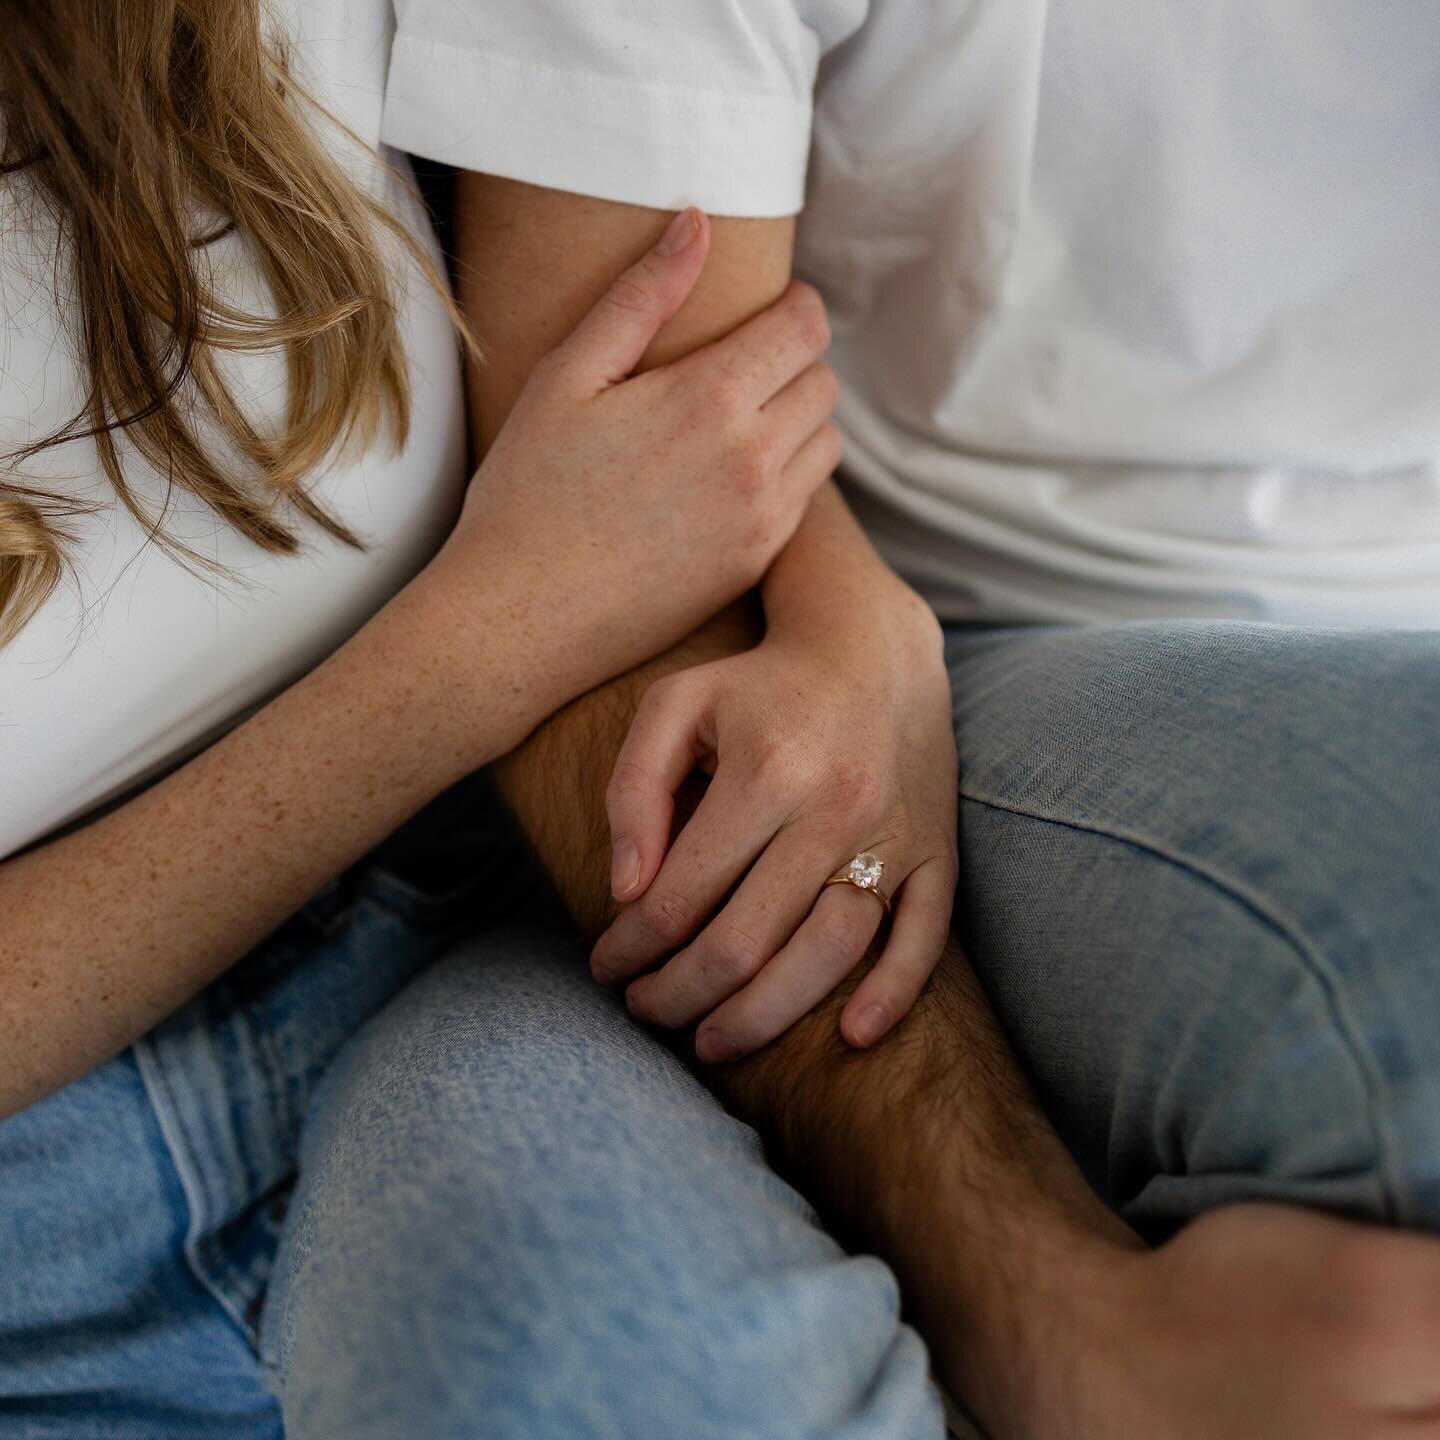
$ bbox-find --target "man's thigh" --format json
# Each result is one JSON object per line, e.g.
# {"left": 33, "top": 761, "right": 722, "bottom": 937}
{"left": 944, "top": 620, "right": 1440, "bottom": 1236}
{"left": 261, "top": 913, "right": 943, "bottom": 1440}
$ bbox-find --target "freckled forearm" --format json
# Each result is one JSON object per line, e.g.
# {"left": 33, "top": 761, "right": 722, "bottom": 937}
{"left": 762, "top": 482, "right": 940, "bottom": 644}
{"left": 0, "top": 568, "right": 537, "bottom": 1118}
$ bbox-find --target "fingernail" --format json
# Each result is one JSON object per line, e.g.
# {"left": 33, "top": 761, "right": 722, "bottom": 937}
{"left": 654, "top": 208, "right": 698, "bottom": 256}
{"left": 611, "top": 838, "right": 641, "bottom": 899}
{"left": 589, "top": 935, "right": 617, "bottom": 985}
{"left": 696, "top": 1030, "right": 739, "bottom": 1064}
{"left": 849, "top": 1003, "right": 891, "bottom": 1048}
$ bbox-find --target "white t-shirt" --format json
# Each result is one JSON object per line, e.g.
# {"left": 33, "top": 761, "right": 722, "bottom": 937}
{"left": 0, "top": 0, "right": 466, "bottom": 861}
{"left": 384, "top": 0, "right": 1440, "bottom": 627}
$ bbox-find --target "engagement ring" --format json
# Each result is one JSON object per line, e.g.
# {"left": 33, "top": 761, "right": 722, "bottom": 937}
{"left": 823, "top": 852, "right": 892, "bottom": 915}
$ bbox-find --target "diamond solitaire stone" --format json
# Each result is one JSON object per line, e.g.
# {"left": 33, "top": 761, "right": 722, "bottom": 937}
{"left": 847, "top": 853, "right": 884, "bottom": 889}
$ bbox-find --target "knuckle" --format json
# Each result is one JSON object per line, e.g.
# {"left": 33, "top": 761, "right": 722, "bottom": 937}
{"left": 639, "top": 889, "right": 697, "bottom": 948}
{"left": 701, "top": 927, "right": 768, "bottom": 987}
{"left": 605, "top": 757, "right": 650, "bottom": 808}
{"left": 741, "top": 508, "right": 780, "bottom": 553}
{"left": 790, "top": 283, "right": 832, "bottom": 350}
{"left": 735, "top": 515, "right": 781, "bottom": 578}
{"left": 603, "top": 272, "right": 657, "bottom": 317}
{"left": 749, "top": 426, "right": 786, "bottom": 479}
{"left": 741, "top": 734, "right": 800, "bottom": 791}
{"left": 729, "top": 442, "right": 772, "bottom": 499}
{"left": 708, "top": 375, "right": 749, "bottom": 427}
{"left": 903, "top": 592, "right": 946, "bottom": 656}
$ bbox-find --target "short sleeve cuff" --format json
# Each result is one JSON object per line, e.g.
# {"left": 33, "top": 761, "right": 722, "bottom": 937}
{"left": 382, "top": 37, "right": 813, "bottom": 219}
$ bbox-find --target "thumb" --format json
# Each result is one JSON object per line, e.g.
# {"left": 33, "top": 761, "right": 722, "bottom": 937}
{"left": 553, "top": 208, "right": 710, "bottom": 388}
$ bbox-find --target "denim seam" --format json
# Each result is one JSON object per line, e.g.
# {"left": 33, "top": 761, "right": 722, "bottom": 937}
{"left": 244, "top": 991, "right": 300, "bottom": 1166}
{"left": 132, "top": 1036, "right": 260, "bottom": 1346}
{"left": 959, "top": 785, "right": 1405, "bottom": 1223}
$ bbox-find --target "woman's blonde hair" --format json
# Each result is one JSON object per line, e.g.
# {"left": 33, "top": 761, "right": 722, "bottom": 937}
{"left": 0, "top": 0, "right": 467, "bottom": 646}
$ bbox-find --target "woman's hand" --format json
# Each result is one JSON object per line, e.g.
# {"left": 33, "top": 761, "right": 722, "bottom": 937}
{"left": 428, "top": 208, "right": 840, "bottom": 720}
{"left": 588, "top": 575, "right": 959, "bottom": 1060}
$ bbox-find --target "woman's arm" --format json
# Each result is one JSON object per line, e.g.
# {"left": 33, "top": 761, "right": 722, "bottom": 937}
{"left": 0, "top": 216, "right": 839, "bottom": 1119}
{"left": 0, "top": 566, "right": 529, "bottom": 1119}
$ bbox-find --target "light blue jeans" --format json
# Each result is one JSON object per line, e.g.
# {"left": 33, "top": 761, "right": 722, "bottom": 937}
{"left": 2, "top": 621, "right": 1438, "bottom": 1438}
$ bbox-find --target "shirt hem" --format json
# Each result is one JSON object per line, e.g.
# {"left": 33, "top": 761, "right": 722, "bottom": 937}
{"left": 381, "top": 36, "right": 812, "bottom": 218}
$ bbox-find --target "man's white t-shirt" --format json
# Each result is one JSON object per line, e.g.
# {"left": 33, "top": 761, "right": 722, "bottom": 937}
{"left": 385, "top": 0, "right": 1440, "bottom": 627}
{"left": 0, "top": 0, "right": 466, "bottom": 860}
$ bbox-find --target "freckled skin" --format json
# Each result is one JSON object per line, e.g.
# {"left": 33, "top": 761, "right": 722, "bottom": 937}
{"left": 0, "top": 209, "right": 839, "bottom": 1120}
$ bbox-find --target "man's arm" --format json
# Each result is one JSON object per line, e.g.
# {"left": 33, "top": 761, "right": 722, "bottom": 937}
{"left": 455, "top": 174, "right": 860, "bottom": 933}
{"left": 450, "top": 174, "right": 1148, "bottom": 1427}
{"left": 451, "top": 175, "right": 1440, "bottom": 1440}
{"left": 459, "top": 179, "right": 796, "bottom": 451}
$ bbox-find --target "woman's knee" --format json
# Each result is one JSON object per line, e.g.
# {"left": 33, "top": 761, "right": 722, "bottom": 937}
{"left": 264, "top": 925, "right": 942, "bottom": 1439}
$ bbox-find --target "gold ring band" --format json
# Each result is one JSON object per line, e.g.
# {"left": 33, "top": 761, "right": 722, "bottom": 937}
{"left": 823, "top": 874, "right": 892, "bottom": 915}
{"left": 823, "top": 852, "right": 892, "bottom": 916}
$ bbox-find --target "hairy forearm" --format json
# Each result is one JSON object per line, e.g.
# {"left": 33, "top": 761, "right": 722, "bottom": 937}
{"left": 499, "top": 618, "right": 1141, "bottom": 1425}
{"left": 707, "top": 942, "right": 1143, "bottom": 1429}
{"left": 490, "top": 457, "right": 1141, "bottom": 1428}
{"left": 493, "top": 597, "right": 761, "bottom": 937}
{"left": 496, "top": 568, "right": 1133, "bottom": 1343}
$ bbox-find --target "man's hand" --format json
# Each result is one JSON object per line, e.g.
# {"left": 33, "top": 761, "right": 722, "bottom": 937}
{"left": 1004, "top": 1204, "right": 1440, "bottom": 1440}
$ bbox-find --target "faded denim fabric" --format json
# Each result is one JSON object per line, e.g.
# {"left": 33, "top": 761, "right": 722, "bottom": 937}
{"left": 259, "top": 923, "right": 941, "bottom": 1440}
{"left": 0, "top": 774, "right": 939, "bottom": 1440}
{"left": 946, "top": 621, "right": 1440, "bottom": 1235}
